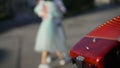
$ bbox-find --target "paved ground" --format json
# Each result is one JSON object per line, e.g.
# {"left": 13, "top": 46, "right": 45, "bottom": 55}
{"left": 0, "top": 5, "right": 120, "bottom": 68}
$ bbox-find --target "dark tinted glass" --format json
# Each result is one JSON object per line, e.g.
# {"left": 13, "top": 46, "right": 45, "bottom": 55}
{"left": 104, "top": 45, "right": 120, "bottom": 68}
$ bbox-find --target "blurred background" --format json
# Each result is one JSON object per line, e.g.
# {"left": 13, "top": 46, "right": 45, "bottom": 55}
{"left": 0, "top": 0, "right": 120, "bottom": 20}
{"left": 0, "top": 0, "right": 120, "bottom": 68}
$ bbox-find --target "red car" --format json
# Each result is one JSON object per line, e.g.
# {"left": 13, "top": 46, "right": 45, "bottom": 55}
{"left": 70, "top": 15, "right": 120, "bottom": 68}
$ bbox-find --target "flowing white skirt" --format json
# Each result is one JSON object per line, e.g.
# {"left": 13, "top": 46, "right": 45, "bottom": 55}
{"left": 34, "top": 1, "right": 66, "bottom": 53}
{"left": 34, "top": 17, "right": 66, "bottom": 53}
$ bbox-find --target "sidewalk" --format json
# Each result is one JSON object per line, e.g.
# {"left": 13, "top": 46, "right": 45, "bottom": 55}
{"left": 0, "top": 6, "right": 120, "bottom": 68}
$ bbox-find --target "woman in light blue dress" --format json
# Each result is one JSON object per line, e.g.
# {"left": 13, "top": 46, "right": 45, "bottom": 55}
{"left": 34, "top": 0, "right": 69, "bottom": 68}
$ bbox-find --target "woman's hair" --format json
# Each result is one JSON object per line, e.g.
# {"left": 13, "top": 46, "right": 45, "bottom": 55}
{"left": 36, "top": 0, "right": 41, "bottom": 4}
{"left": 37, "top": 0, "right": 40, "bottom": 2}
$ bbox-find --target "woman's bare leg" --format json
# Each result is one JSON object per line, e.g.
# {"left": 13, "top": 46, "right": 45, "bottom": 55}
{"left": 41, "top": 50, "right": 48, "bottom": 64}
{"left": 56, "top": 50, "right": 70, "bottom": 66}
{"left": 55, "top": 50, "right": 64, "bottom": 60}
{"left": 56, "top": 50, "right": 67, "bottom": 65}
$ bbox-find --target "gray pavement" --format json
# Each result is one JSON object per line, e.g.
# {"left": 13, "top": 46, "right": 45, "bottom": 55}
{"left": 0, "top": 6, "right": 120, "bottom": 68}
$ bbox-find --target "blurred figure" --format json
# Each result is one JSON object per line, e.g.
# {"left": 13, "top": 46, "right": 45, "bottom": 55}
{"left": 34, "top": 0, "right": 69, "bottom": 68}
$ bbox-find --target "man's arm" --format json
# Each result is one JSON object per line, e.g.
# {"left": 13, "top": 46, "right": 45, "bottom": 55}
{"left": 54, "top": 0, "right": 66, "bottom": 13}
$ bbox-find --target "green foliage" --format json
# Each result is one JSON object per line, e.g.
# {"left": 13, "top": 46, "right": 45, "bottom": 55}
{"left": 0, "top": 0, "right": 14, "bottom": 20}
{"left": 63, "top": 0, "right": 95, "bottom": 17}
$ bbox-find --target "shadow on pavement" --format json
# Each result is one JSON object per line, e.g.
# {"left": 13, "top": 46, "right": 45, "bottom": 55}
{"left": 0, "top": 49, "right": 10, "bottom": 63}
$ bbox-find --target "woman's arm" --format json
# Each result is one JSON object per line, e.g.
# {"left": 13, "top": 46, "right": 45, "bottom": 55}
{"left": 34, "top": 0, "right": 45, "bottom": 17}
{"left": 37, "top": 0, "right": 44, "bottom": 6}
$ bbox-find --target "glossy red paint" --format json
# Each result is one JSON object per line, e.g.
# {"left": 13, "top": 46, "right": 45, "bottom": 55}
{"left": 70, "top": 15, "right": 120, "bottom": 68}
{"left": 70, "top": 37, "right": 119, "bottom": 68}
{"left": 88, "top": 15, "right": 120, "bottom": 40}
